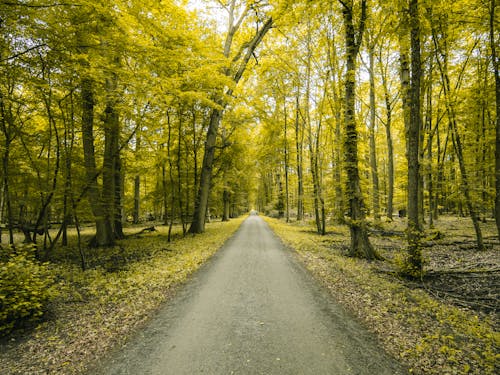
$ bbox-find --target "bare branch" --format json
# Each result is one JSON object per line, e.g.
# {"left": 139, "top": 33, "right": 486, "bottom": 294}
{"left": 2, "top": 2, "right": 80, "bottom": 7}
{"left": 1, "top": 44, "right": 48, "bottom": 62}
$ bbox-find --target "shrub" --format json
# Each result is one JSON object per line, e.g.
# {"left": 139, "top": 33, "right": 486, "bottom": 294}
{"left": 0, "top": 245, "right": 56, "bottom": 336}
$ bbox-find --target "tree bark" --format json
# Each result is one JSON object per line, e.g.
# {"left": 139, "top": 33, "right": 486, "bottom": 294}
{"left": 380, "top": 65, "right": 395, "bottom": 221}
{"left": 222, "top": 189, "right": 230, "bottom": 221}
{"left": 340, "top": 0, "right": 380, "bottom": 259}
{"left": 491, "top": 0, "right": 500, "bottom": 240}
{"left": 407, "top": 0, "right": 423, "bottom": 274}
{"left": 295, "top": 94, "right": 304, "bottom": 221}
{"left": 368, "top": 43, "right": 380, "bottom": 222}
{"left": 0, "top": 92, "right": 14, "bottom": 244}
{"left": 284, "top": 100, "right": 290, "bottom": 222}
{"left": 133, "top": 129, "right": 141, "bottom": 224}
{"left": 81, "top": 76, "right": 114, "bottom": 247}
{"left": 189, "top": 107, "right": 221, "bottom": 233}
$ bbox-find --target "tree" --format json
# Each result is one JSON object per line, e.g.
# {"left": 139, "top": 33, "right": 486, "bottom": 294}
{"left": 406, "top": 0, "right": 423, "bottom": 275}
{"left": 491, "top": 0, "right": 500, "bottom": 240}
{"left": 189, "top": 1, "right": 274, "bottom": 233}
{"left": 339, "top": 0, "right": 381, "bottom": 259}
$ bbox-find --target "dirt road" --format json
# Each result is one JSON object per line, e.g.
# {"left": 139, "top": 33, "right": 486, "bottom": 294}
{"left": 95, "top": 215, "right": 405, "bottom": 374}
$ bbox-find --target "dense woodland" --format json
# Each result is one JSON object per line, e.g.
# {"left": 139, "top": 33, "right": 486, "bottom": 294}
{"left": 2, "top": 0, "right": 498, "bottom": 267}
{"left": 0, "top": 0, "right": 500, "bottom": 374}
{"left": 0, "top": 0, "right": 498, "bottom": 341}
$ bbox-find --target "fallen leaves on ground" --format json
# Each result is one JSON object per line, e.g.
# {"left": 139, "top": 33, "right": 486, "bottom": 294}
{"left": 265, "top": 216, "right": 499, "bottom": 375}
{"left": 0, "top": 218, "right": 245, "bottom": 375}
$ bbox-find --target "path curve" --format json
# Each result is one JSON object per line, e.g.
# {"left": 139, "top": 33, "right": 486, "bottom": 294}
{"left": 94, "top": 215, "right": 405, "bottom": 374}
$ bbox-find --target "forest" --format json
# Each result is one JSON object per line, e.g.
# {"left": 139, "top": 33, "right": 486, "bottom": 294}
{"left": 0, "top": 0, "right": 498, "bottom": 374}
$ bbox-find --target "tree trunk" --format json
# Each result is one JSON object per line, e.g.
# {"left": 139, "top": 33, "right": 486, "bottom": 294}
{"left": 326, "top": 29, "right": 344, "bottom": 224}
{"left": 103, "top": 69, "right": 123, "bottom": 240}
{"left": 341, "top": 0, "right": 380, "bottom": 260}
{"left": 430, "top": 12, "right": 484, "bottom": 251}
{"left": 222, "top": 189, "right": 230, "bottom": 222}
{"left": 399, "top": 2, "right": 411, "bottom": 160}
{"left": 189, "top": 14, "right": 273, "bottom": 233}
{"left": 491, "top": 0, "right": 500, "bottom": 240}
{"left": 0, "top": 91, "right": 15, "bottom": 245}
{"left": 177, "top": 110, "right": 186, "bottom": 234}
{"left": 295, "top": 94, "right": 304, "bottom": 221}
{"left": 368, "top": 44, "right": 380, "bottom": 222}
{"left": 133, "top": 130, "right": 141, "bottom": 224}
{"left": 189, "top": 108, "right": 221, "bottom": 233}
{"left": 284, "top": 100, "right": 290, "bottom": 222}
{"left": 425, "top": 55, "right": 434, "bottom": 227}
{"left": 406, "top": 0, "right": 423, "bottom": 275}
{"left": 381, "top": 76, "right": 394, "bottom": 221}
{"left": 81, "top": 77, "right": 114, "bottom": 247}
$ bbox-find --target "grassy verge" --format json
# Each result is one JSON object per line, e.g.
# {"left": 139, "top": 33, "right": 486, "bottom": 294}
{"left": 0, "top": 217, "right": 246, "bottom": 375}
{"left": 264, "top": 217, "right": 499, "bottom": 375}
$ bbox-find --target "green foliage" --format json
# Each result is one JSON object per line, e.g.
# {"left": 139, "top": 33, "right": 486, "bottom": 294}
{"left": 0, "top": 245, "right": 56, "bottom": 336}
{"left": 394, "top": 251, "right": 426, "bottom": 279}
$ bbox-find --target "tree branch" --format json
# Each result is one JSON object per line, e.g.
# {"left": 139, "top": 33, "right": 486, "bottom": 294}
{"left": 2, "top": 44, "right": 47, "bottom": 62}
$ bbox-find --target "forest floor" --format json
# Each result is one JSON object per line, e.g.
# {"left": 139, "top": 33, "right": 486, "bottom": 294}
{"left": 370, "top": 216, "right": 499, "bottom": 317}
{"left": 93, "top": 215, "right": 406, "bottom": 375}
{"left": 266, "top": 215, "right": 499, "bottom": 375}
{"left": 0, "top": 215, "right": 498, "bottom": 374}
{"left": 0, "top": 218, "right": 246, "bottom": 374}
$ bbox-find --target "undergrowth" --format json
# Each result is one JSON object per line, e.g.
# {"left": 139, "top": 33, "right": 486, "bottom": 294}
{"left": 0, "top": 217, "right": 245, "bottom": 375}
{"left": 264, "top": 217, "right": 499, "bottom": 375}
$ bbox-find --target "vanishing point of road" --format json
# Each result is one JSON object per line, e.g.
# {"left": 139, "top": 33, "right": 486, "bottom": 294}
{"left": 95, "top": 215, "right": 406, "bottom": 374}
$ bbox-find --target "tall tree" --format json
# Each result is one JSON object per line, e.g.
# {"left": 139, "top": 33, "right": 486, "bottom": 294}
{"left": 491, "top": 0, "right": 500, "bottom": 240}
{"left": 189, "top": 1, "right": 273, "bottom": 233}
{"left": 339, "top": 0, "right": 380, "bottom": 259}
{"left": 406, "top": 0, "right": 423, "bottom": 275}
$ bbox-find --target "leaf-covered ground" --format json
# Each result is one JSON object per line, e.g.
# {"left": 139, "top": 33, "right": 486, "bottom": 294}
{"left": 265, "top": 216, "right": 499, "bottom": 375}
{"left": 0, "top": 217, "right": 245, "bottom": 375}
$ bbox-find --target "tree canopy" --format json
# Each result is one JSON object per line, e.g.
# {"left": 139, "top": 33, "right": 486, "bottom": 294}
{"left": 0, "top": 0, "right": 498, "bottom": 273}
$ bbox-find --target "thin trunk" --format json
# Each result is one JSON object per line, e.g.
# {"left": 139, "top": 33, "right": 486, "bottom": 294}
{"left": 277, "top": 172, "right": 285, "bottom": 218}
{"left": 222, "top": 189, "right": 230, "bottom": 221}
{"left": 295, "top": 94, "right": 304, "bottom": 221}
{"left": 381, "top": 72, "right": 394, "bottom": 221}
{"left": 0, "top": 92, "right": 14, "bottom": 245}
{"left": 399, "top": 2, "right": 411, "bottom": 160}
{"left": 167, "top": 112, "right": 175, "bottom": 241}
{"left": 133, "top": 130, "right": 141, "bottom": 224}
{"left": 425, "top": 56, "right": 434, "bottom": 227}
{"left": 368, "top": 44, "right": 380, "bottom": 222}
{"left": 431, "top": 16, "right": 484, "bottom": 250}
{"left": 284, "top": 100, "right": 290, "bottom": 222}
{"left": 491, "top": 0, "right": 500, "bottom": 240}
{"left": 177, "top": 111, "right": 186, "bottom": 234}
{"left": 327, "top": 28, "right": 344, "bottom": 223}
{"left": 1, "top": 135, "right": 13, "bottom": 245}
{"left": 305, "top": 27, "right": 321, "bottom": 232}
{"left": 162, "top": 163, "right": 168, "bottom": 226}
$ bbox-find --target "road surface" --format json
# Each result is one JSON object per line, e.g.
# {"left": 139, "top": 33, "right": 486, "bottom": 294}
{"left": 95, "top": 215, "right": 405, "bottom": 374}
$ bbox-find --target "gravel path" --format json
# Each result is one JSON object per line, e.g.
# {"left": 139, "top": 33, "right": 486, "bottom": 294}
{"left": 94, "top": 215, "right": 406, "bottom": 374}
